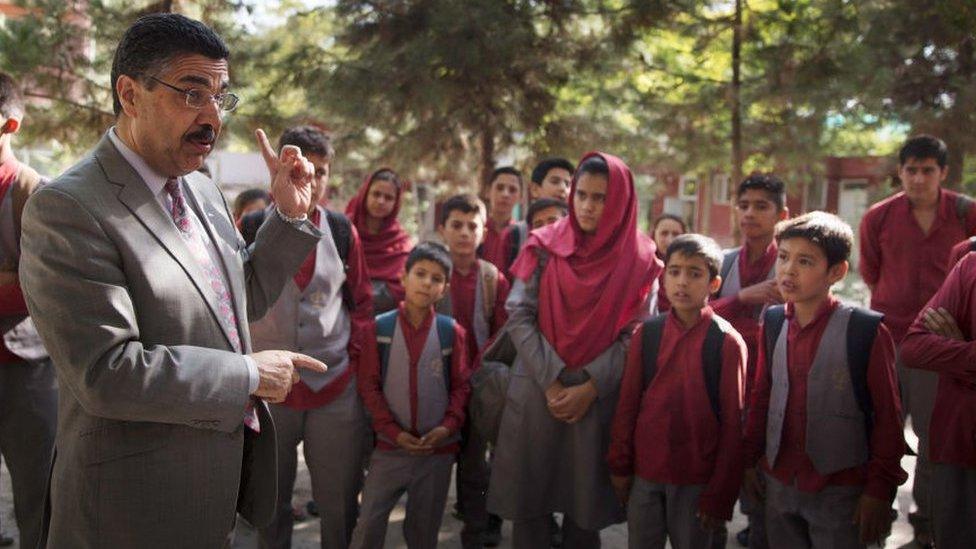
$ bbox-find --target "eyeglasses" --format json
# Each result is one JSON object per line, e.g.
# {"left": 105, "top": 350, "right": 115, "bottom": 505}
{"left": 148, "top": 76, "right": 240, "bottom": 112}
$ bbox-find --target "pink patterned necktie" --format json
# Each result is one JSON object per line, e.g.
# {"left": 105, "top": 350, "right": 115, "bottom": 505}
{"left": 164, "top": 178, "right": 260, "bottom": 432}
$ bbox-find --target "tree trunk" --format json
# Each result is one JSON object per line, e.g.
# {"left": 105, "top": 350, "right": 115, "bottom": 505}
{"left": 730, "top": 0, "right": 744, "bottom": 186}
{"left": 479, "top": 127, "right": 496, "bottom": 195}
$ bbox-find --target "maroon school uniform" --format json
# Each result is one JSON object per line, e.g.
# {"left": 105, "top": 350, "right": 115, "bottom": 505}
{"left": 654, "top": 254, "right": 670, "bottom": 313}
{"left": 357, "top": 303, "right": 471, "bottom": 455}
{"left": 711, "top": 241, "right": 777, "bottom": 395}
{"left": 743, "top": 297, "right": 907, "bottom": 501}
{"left": 859, "top": 189, "right": 976, "bottom": 343}
{"left": 283, "top": 209, "right": 375, "bottom": 409}
{"left": 901, "top": 253, "right": 976, "bottom": 469}
{"left": 448, "top": 264, "right": 510, "bottom": 360}
{"left": 608, "top": 307, "right": 746, "bottom": 519}
{"left": 948, "top": 236, "right": 976, "bottom": 268}
{"left": 480, "top": 219, "right": 512, "bottom": 271}
{"left": 0, "top": 161, "right": 27, "bottom": 363}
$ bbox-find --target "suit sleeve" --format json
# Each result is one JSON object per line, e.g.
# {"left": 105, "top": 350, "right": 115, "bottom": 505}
{"left": 20, "top": 187, "right": 255, "bottom": 432}
{"left": 700, "top": 332, "right": 747, "bottom": 520}
{"left": 241, "top": 207, "right": 322, "bottom": 321}
{"left": 439, "top": 323, "right": 472, "bottom": 435}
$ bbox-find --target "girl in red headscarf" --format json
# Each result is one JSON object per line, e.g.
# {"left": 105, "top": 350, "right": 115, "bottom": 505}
{"left": 345, "top": 169, "right": 413, "bottom": 313}
{"left": 486, "top": 152, "right": 663, "bottom": 547}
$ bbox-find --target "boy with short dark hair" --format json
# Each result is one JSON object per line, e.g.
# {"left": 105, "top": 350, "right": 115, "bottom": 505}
{"left": 352, "top": 242, "right": 471, "bottom": 549}
{"left": 480, "top": 167, "right": 523, "bottom": 270}
{"left": 526, "top": 197, "right": 568, "bottom": 230}
{"left": 497, "top": 158, "right": 575, "bottom": 274}
{"left": 436, "top": 193, "right": 511, "bottom": 548}
{"left": 609, "top": 234, "right": 746, "bottom": 548}
{"left": 743, "top": 212, "right": 907, "bottom": 549}
{"left": 859, "top": 135, "right": 976, "bottom": 546}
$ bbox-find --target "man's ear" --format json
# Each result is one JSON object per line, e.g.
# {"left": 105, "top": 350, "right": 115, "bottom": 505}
{"left": 1, "top": 117, "right": 20, "bottom": 135}
{"left": 116, "top": 74, "right": 141, "bottom": 118}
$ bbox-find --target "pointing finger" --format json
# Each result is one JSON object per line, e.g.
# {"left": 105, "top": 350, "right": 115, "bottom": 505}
{"left": 255, "top": 129, "right": 277, "bottom": 169}
{"left": 291, "top": 353, "right": 328, "bottom": 373}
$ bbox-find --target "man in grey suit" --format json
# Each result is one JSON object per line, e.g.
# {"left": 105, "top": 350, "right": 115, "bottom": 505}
{"left": 18, "top": 14, "right": 328, "bottom": 548}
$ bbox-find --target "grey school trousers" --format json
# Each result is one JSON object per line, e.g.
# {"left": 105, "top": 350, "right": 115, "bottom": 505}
{"left": 350, "top": 451, "right": 454, "bottom": 549}
{"left": 0, "top": 359, "right": 57, "bottom": 549}
{"left": 898, "top": 358, "right": 937, "bottom": 539}
{"left": 626, "top": 478, "right": 714, "bottom": 549}
{"left": 764, "top": 473, "right": 865, "bottom": 549}
{"left": 261, "top": 381, "right": 369, "bottom": 549}
{"left": 932, "top": 462, "right": 976, "bottom": 549}
{"left": 512, "top": 515, "right": 599, "bottom": 549}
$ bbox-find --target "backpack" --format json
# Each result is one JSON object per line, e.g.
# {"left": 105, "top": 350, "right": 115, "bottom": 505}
{"left": 762, "top": 304, "right": 883, "bottom": 437}
{"left": 507, "top": 221, "right": 529, "bottom": 271}
{"left": 375, "top": 310, "right": 455, "bottom": 390}
{"left": 478, "top": 259, "right": 499, "bottom": 323}
{"left": 640, "top": 314, "right": 727, "bottom": 421}
{"left": 240, "top": 207, "right": 355, "bottom": 310}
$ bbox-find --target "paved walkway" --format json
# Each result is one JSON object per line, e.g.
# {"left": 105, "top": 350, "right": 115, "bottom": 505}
{"left": 1, "top": 426, "right": 925, "bottom": 548}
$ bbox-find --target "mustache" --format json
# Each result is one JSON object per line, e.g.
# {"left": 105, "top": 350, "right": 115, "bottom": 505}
{"left": 186, "top": 126, "right": 216, "bottom": 143}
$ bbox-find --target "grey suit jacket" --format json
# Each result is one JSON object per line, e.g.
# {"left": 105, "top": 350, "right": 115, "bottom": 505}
{"left": 19, "top": 132, "right": 321, "bottom": 548}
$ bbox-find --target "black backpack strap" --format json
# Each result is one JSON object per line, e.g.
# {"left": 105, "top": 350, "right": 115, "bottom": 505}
{"left": 702, "top": 319, "right": 726, "bottom": 421}
{"left": 640, "top": 315, "right": 669, "bottom": 391}
{"left": 716, "top": 248, "right": 739, "bottom": 295}
{"left": 955, "top": 193, "right": 974, "bottom": 227}
{"left": 325, "top": 210, "right": 356, "bottom": 311}
{"left": 239, "top": 208, "right": 268, "bottom": 247}
{"left": 846, "top": 307, "right": 884, "bottom": 439}
{"left": 762, "top": 305, "right": 788, "bottom": 373}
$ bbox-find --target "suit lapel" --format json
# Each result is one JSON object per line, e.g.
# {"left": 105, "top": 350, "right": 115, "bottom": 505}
{"left": 182, "top": 175, "right": 250, "bottom": 349}
{"left": 94, "top": 133, "right": 236, "bottom": 351}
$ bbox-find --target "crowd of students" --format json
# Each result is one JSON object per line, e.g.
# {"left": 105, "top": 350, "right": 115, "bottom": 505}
{"left": 3, "top": 58, "right": 976, "bottom": 548}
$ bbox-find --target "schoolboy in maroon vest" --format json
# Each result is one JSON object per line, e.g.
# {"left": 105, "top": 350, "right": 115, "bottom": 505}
{"left": 435, "top": 194, "right": 511, "bottom": 548}
{"left": 352, "top": 242, "right": 471, "bottom": 549}
{"left": 609, "top": 234, "right": 746, "bottom": 549}
{"left": 859, "top": 135, "right": 976, "bottom": 547}
{"left": 900, "top": 254, "right": 976, "bottom": 549}
{"left": 743, "top": 212, "right": 907, "bottom": 549}
{"left": 480, "top": 167, "right": 523, "bottom": 271}
{"left": 710, "top": 174, "right": 787, "bottom": 548}
{"left": 243, "top": 126, "right": 375, "bottom": 549}
{"left": 0, "top": 71, "right": 55, "bottom": 549}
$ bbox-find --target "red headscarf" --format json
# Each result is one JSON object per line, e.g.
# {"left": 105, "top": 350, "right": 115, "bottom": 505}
{"left": 510, "top": 152, "right": 662, "bottom": 369}
{"left": 345, "top": 168, "right": 413, "bottom": 295}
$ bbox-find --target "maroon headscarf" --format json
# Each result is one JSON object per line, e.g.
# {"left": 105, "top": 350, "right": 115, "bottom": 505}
{"left": 345, "top": 168, "right": 412, "bottom": 295}
{"left": 511, "top": 152, "right": 662, "bottom": 369}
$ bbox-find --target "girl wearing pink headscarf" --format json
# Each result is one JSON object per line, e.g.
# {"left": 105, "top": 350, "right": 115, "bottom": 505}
{"left": 487, "top": 152, "right": 663, "bottom": 547}
{"left": 345, "top": 168, "right": 413, "bottom": 313}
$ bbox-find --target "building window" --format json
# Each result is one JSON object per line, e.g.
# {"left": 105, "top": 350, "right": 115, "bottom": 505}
{"left": 711, "top": 173, "right": 731, "bottom": 204}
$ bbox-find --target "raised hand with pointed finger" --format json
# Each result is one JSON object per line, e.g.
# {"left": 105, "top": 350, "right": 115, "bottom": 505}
{"left": 255, "top": 128, "right": 314, "bottom": 218}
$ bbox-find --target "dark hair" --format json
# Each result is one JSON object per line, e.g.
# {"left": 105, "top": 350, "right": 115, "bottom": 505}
{"left": 576, "top": 155, "right": 610, "bottom": 178}
{"left": 233, "top": 188, "right": 270, "bottom": 218}
{"left": 111, "top": 13, "right": 230, "bottom": 115}
{"left": 736, "top": 174, "right": 787, "bottom": 211}
{"left": 899, "top": 134, "right": 948, "bottom": 168}
{"left": 526, "top": 198, "right": 568, "bottom": 224}
{"left": 489, "top": 166, "right": 523, "bottom": 190}
{"left": 406, "top": 241, "right": 452, "bottom": 278}
{"left": 369, "top": 169, "right": 401, "bottom": 191}
{"left": 0, "top": 72, "right": 24, "bottom": 119}
{"left": 531, "top": 158, "right": 575, "bottom": 185}
{"left": 652, "top": 213, "right": 687, "bottom": 234}
{"left": 665, "top": 234, "right": 723, "bottom": 279}
{"left": 775, "top": 211, "right": 853, "bottom": 267}
{"left": 440, "top": 193, "right": 486, "bottom": 226}
{"left": 278, "top": 125, "right": 335, "bottom": 160}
